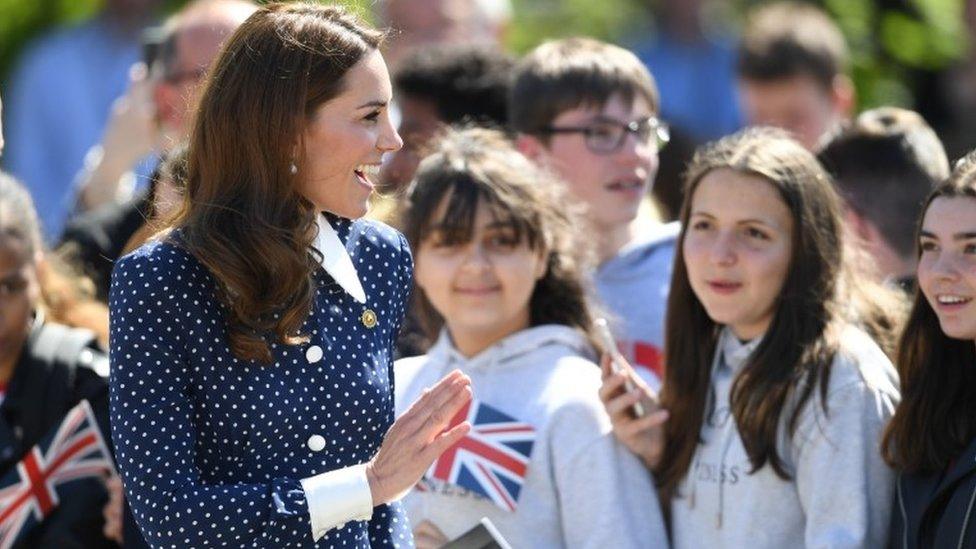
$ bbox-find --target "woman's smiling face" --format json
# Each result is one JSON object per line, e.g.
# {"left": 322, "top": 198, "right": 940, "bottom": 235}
{"left": 917, "top": 196, "right": 976, "bottom": 341}
{"left": 297, "top": 49, "right": 403, "bottom": 218}
{"left": 414, "top": 196, "right": 548, "bottom": 354}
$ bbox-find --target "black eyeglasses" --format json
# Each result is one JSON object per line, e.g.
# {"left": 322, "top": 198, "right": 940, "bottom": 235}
{"left": 535, "top": 116, "right": 670, "bottom": 155}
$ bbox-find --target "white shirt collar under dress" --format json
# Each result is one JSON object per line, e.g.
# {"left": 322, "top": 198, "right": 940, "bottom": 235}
{"left": 312, "top": 214, "right": 367, "bottom": 304}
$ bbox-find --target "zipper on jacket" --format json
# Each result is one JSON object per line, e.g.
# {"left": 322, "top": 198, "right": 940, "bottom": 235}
{"left": 958, "top": 481, "right": 976, "bottom": 549}
{"left": 898, "top": 475, "right": 908, "bottom": 549}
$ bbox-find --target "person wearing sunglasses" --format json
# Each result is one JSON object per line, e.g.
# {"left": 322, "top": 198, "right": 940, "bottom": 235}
{"left": 512, "top": 37, "right": 676, "bottom": 390}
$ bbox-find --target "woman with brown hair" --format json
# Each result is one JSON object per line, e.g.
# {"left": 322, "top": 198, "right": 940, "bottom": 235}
{"left": 600, "top": 127, "right": 905, "bottom": 547}
{"left": 882, "top": 153, "right": 976, "bottom": 548}
{"left": 108, "top": 4, "right": 471, "bottom": 547}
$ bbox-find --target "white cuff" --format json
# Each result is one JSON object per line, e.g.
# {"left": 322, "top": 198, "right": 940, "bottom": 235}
{"left": 300, "top": 463, "right": 374, "bottom": 541}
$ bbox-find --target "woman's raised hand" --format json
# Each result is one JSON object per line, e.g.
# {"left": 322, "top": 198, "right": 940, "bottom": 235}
{"left": 366, "top": 369, "right": 472, "bottom": 505}
{"left": 598, "top": 354, "right": 669, "bottom": 470}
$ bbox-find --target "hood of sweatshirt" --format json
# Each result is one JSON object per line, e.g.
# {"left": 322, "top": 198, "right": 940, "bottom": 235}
{"left": 716, "top": 326, "right": 762, "bottom": 373}
{"left": 596, "top": 221, "right": 680, "bottom": 283}
{"left": 425, "top": 324, "right": 596, "bottom": 373}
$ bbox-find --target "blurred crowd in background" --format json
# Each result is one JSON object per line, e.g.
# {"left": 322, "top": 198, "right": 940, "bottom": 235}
{"left": 0, "top": 0, "right": 975, "bottom": 547}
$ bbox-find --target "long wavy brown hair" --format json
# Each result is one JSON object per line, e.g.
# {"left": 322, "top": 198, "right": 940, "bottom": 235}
{"left": 399, "top": 127, "right": 605, "bottom": 353}
{"left": 882, "top": 152, "right": 976, "bottom": 474}
{"left": 656, "top": 127, "right": 905, "bottom": 500}
{"left": 174, "top": 3, "right": 383, "bottom": 364}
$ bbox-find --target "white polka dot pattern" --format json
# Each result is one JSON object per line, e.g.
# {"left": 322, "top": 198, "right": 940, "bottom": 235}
{"left": 108, "top": 215, "right": 415, "bottom": 548}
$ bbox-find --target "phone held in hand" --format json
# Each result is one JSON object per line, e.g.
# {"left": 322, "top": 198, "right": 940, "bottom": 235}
{"left": 595, "top": 318, "right": 646, "bottom": 418}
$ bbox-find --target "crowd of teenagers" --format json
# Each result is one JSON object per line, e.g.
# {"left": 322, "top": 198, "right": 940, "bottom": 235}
{"left": 1, "top": 0, "right": 975, "bottom": 548}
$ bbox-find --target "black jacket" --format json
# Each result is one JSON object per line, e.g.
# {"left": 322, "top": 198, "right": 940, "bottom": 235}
{"left": 58, "top": 190, "right": 151, "bottom": 303}
{"left": 889, "top": 437, "right": 976, "bottom": 548}
{"left": 0, "top": 316, "right": 117, "bottom": 549}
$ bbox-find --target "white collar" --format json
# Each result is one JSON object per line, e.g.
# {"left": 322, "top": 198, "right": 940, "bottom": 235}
{"left": 312, "top": 214, "right": 367, "bottom": 304}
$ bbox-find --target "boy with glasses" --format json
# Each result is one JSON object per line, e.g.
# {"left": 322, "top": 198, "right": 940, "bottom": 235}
{"left": 512, "top": 37, "right": 676, "bottom": 386}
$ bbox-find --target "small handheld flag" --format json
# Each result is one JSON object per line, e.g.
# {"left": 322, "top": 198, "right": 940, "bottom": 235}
{"left": 0, "top": 400, "right": 116, "bottom": 549}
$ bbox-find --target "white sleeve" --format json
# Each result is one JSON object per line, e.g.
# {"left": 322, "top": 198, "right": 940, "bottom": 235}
{"left": 300, "top": 463, "right": 374, "bottom": 541}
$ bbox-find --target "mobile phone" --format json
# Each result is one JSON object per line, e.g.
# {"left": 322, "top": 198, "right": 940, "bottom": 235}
{"left": 595, "top": 318, "right": 646, "bottom": 418}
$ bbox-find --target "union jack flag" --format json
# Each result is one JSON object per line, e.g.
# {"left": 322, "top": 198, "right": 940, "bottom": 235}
{"left": 0, "top": 400, "right": 116, "bottom": 549}
{"left": 426, "top": 399, "right": 535, "bottom": 512}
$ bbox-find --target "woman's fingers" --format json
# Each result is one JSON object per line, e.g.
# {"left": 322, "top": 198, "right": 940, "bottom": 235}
{"left": 598, "top": 371, "right": 629, "bottom": 402}
{"left": 620, "top": 408, "right": 669, "bottom": 439}
{"left": 400, "top": 371, "right": 470, "bottom": 436}
{"left": 426, "top": 377, "right": 471, "bottom": 427}
{"left": 424, "top": 420, "right": 471, "bottom": 462}
{"left": 600, "top": 353, "right": 615, "bottom": 379}
{"left": 436, "top": 382, "right": 472, "bottom": 423}
{"left": 605, "top": 387, "right": 644, "bottom": 419}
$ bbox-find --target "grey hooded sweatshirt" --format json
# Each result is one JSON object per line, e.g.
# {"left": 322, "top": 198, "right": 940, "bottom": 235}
{"left": 671, "top": 326, "right": 899, "bottom": 549}
{"left": 394, "top": 325, "right": 669, "bottom": 549}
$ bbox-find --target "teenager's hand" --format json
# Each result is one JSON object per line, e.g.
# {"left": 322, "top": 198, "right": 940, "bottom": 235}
{"left": 413, "top": 520, "right": 449, "bottom": 549}
{"left": 598, "top": 354, "right": 669, "bottom": 469}
{"left": 367, "top": 370, "right": 472, "bottom": 505}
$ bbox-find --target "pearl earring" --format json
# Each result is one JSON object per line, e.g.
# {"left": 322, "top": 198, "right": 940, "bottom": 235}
{"left": 289, "top": 161, "right": 298, "bottom": 175}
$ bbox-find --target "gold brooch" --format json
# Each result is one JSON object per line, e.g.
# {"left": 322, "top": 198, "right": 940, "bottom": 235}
{"left": 361, "top": 309, "right": 378, "bottom": 329}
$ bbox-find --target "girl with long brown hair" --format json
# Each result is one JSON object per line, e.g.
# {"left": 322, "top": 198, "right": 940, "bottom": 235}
{"left": 883, "top": 153, "right": 976, "bottom": 548}
{"left": 393, "top": 127, "right": 667, "bottom": 548}
{"left": 601, "top": 127, "right": 904, "bottom": 547}
{"left": 109, "top": 4, "right": 472, "bottom": 547}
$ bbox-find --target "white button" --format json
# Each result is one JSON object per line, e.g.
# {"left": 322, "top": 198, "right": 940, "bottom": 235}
{"left": 307, "top": 434, "right": 326, "bottom": 452}
{"left": 306, "top": 345, "right": 323, "bottom": 363}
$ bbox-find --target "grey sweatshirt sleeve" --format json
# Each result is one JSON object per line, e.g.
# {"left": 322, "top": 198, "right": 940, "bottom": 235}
{"left": 550, "top": 400, "right": 670, "bottom": 549}
{"left": 792, "top": 379, "right": 898, "bottom": 549}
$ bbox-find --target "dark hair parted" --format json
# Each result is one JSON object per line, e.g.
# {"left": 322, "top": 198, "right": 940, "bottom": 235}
{"left": 656, "top": 127, "right": 905, "bottom": 499}
{"left": 394, "top": 44, "right": 515, "bottom": 128}
{"left": 509, "top": 37, "right": 659, "bottom": 136}
{"left": 400, "top": 127, "right": 603, "bottom": 351}
{"left": 738, "top": 2, "right": 848, "bottom": 89}
{"left": 176, "top": 2, "right": 383, "bottom": 364}
{"left": 818, "top": 107, "right": 949, "bottom": 260}
{"left": 882, "top": 153, "right": 976, "bottom": 474}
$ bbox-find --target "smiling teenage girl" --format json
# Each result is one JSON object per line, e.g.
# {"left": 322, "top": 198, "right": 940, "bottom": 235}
{"left": 602, "top": 127, "right": 905, "bottom": 548}
{"left": 883, "top": 153, "right": 976, "bottom": 548}
{"left": 394, "top": 128, "right": 668, "bottom": 548}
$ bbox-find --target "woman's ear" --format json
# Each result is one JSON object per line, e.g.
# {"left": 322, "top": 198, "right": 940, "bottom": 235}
{"left": 33, "top": 250, "right": 48, "bottom": 280}
{"left": 534, "top": 247, "right": 550, "bottom": 280}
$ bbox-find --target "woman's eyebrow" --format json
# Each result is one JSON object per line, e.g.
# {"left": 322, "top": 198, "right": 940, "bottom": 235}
{"left": 356, "top": 99, "right": 388, "bottom": 109}
{"left": 919, "top": 230, "right": 976, "bottom": 241}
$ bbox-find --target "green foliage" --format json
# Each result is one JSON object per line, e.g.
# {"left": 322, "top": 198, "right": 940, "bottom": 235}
{"left": 507, "top": 0, "right": 647, "bottom": 52}
{"left": 0, "top": 0, "right": 968, "bottom": 113}
{"left": 0, "top": 0, "right": 101, "bottom": 84}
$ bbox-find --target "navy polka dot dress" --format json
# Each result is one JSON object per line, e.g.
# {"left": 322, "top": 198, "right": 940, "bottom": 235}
{"left": 108, "top": 214, "right": 414, "bottom": 548}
